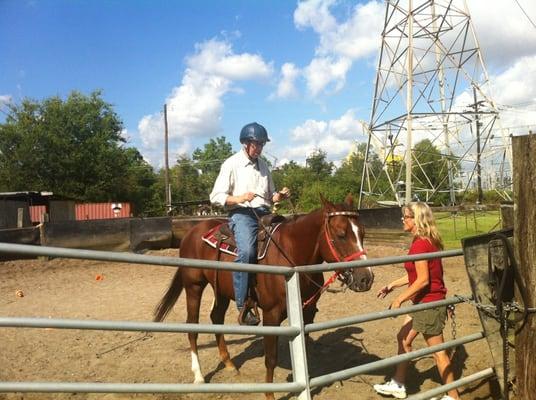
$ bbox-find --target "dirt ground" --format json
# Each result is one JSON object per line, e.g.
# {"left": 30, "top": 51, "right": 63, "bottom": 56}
{"left": 0, "top": 244, "right": 500, "bottom": 400}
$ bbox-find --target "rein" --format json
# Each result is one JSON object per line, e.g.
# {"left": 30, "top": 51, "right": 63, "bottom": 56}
{"left": 248, "top": 198, "right": 367, "bottom": 309}
{"left": 249, "top": 199, "right": 296, "bottom": 267}
{"left": 302, "top": 271, "right": 341, "bottom": 307}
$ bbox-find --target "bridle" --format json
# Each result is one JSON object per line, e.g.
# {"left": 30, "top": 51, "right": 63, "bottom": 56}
{"left": 324, "top": 211, "right": 367, "bottom": 262}
{"left": 323, "top": 210, "right": 367, "bottom": 288}
{"left": 303, "top": 210, "right": 368, "bottom": 307}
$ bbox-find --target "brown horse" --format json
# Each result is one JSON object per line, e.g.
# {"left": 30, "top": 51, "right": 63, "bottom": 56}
{"left": 154, "top": 194, "right": 374, "bottom": 399}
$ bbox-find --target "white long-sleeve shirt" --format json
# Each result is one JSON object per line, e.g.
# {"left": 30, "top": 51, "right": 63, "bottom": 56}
{"left": 210, "top": 150, "right": 276, "bottom": 209}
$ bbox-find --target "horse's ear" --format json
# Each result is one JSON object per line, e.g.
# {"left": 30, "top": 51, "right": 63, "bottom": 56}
{"left": 320, "top": 193, "right": 334, "bottom": 211}
{"left": 344, "top": 193, "right": 354, "bottom": 207}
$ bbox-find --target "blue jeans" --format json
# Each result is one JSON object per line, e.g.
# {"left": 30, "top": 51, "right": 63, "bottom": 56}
{"left": 228, "top": 207, "right": 269, "bottom": 309}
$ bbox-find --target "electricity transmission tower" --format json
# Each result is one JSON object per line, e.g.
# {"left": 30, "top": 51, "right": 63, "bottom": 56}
{"left": 358, "top": 0, "right": 511, "bottom": 207}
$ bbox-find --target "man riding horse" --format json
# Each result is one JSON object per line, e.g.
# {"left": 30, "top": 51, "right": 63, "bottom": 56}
{"left": 209, "top": 122, "right": 290, "bottom": 325}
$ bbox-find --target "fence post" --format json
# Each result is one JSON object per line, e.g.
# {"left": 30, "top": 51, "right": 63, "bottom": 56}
{"left": 285, "top": 272, "right": 311, "bottom": 400}
{"left": 512, "top": 134, "right": 536, "bottom": 400}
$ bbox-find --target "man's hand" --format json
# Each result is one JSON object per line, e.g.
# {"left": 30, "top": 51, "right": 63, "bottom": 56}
{"left": 273, "top": 187, "right": 291, "bottom": 203}
{"left": 279, "top": 187, "right": 291, "bottom": 198}
{"left": 241, "top": 192, "right": 256, "bottom": 203}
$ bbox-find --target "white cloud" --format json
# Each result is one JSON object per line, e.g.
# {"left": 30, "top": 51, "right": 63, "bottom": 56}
{"left": 490, "top": 55, "right": 536, "bottom": 106}
{"left": 304, "top": 56, "right": 352, "bottom": 97}
{"left": 137, "top": 38, "right": 273, "bottom": 167}
{"left": 316, "top": 1, "right": 384, "bottom": 60}
{"left": 0, "top": 94, "right": 12, "bottom": 106}
{"left": 468, "top": 0, "right": 536, "bottom": 70}
{"left": 272, "top": 63, "right": 301, "bottom": 99}
{"left": 452, "top": 55, "right": 536, "bottom": 123}
{"left": 282, "top": 109, "right": 366, "bottom": 163}
{"left": 187, "top": 39, "right": 272, "bottom": 80}
{"left": 293, "top": 0, "right": 383, "bottom": 96}
{"left": 294, "top": 0, "right": 338, "bottom": 34}
{"left": 290, "top": 0, "right": 536, "bottom": 97}
{"left": 490, "top": 55, "right": 536, "bottom": 135}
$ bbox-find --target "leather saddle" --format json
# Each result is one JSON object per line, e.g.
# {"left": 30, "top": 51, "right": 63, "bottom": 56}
{"left": 202, "top": 214, "right": 286, "bottom": 260}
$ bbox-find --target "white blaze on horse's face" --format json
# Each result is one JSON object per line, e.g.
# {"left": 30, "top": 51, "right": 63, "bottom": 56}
{"left": 348, "top": 218, "right": 374, "bottom": 291}
{"left": 349, "top": 219, "right": 367, "bottom": 261}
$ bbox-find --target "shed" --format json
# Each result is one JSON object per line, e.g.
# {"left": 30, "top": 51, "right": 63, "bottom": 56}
{"left": 0, "top": 191, "right": 75, "bottom": 229}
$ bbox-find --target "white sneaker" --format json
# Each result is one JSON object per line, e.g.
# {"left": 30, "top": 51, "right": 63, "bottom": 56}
{"left": 373, "top": 379, "right": 407, "bottom": 399}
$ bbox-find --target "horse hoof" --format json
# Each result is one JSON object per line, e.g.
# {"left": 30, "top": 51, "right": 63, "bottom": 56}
{"left": 224, "top": 364, "right": 239, "bottom": 373}
{"left": 193, "top": 377, "right": 205, "bottom": 384}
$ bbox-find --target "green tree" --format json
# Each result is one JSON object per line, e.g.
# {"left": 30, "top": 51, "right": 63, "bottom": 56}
{"left": 413, "top": 139, "right": 453, "bottom": 203}
{"left": 192, "top": 136, "right": 233, "bottom": 195}
{"left": 172, "top": 155, "right": 205, "bottom": 202}
{"left": 119, "top": 148, "right": 157, "bottom": 215}
{"left": 305, "top": 149, "right": 334, "bottom": 180}
{"left": 333, "top": 144, "right": 367, "bottom": 200}
{"left": 0, "top": 91, "right": 157, "bottom": 214}
{"left": 273, "top": 151, "right": 338, "bottom": 212}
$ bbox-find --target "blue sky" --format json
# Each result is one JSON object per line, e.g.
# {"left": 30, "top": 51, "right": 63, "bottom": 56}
{"left": 1, "top": 0, "right": 536, "bottom": 169}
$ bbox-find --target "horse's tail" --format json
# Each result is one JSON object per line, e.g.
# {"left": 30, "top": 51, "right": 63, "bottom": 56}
{"left": 153, "top": 268, "right": 183, "bottom": 322}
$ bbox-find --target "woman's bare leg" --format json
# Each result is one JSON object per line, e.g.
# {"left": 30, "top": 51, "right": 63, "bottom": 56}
{"left": 424, "top": 333, "right": 460, "bottom": 399}
{"left": 393, "top": 315, "right": 419, "bottom": 384}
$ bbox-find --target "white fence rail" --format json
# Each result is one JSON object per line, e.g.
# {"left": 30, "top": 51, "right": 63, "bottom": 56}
{"left": 0, "top": 242, "right": 493, "bottom": 399}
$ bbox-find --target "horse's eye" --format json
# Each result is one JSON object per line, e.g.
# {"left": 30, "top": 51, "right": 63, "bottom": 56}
{"left": 336, "top": 230, "right": 346, "bottom": 239}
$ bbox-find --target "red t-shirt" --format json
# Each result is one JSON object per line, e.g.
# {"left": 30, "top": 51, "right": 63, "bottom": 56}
{"left": 404, "top": 237, "right": 447, "bottom": 303}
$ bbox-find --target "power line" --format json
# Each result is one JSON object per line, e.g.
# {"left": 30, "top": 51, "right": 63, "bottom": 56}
{"left": 513, "top": 0, "right": 536, "bottom": 29}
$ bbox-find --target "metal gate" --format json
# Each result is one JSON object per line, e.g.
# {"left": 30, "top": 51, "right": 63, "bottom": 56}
{"left": 0, "top": 242, "right": 495, "bottom": 399}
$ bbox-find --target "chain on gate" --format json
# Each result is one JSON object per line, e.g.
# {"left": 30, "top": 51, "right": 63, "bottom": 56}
{"left": 453, "top": 232, "right": 536, "bottom": 400}
{"left": 447, "top": 303, "right": 457, "bottom": 361}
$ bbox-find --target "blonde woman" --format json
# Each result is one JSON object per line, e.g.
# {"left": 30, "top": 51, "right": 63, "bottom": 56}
{"left": 373, "top": 202, "right": 460, "bottom": 400}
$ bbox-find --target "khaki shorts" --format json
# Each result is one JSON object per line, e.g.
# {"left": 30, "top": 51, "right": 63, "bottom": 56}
{"left": 410, "top": 305, "right": 447, "bottom": 336}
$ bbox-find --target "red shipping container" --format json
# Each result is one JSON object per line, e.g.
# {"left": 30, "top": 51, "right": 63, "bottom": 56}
{"left": 30, "top": 203, "right": 132, "bottom": 222}
{"left": 29, "top": 205, "right": 47, "bottom": 223}
{"left": 75, "top": 203, "right": 131, "bottom": 220}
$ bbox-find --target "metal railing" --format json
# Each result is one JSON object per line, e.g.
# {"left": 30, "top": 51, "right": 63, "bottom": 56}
{"left": 0, "top": 242, "right": 491, "bottom": 399}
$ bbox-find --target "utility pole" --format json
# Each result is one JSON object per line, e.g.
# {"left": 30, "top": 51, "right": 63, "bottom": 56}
{"left": 164, "top": 104, "right": 172, "bottom": 214}
{"left": 405, "top": 0, "right": 414, "bottom": 205}
{"left": 471, "top": 87, "right": 484, "bottom": 204}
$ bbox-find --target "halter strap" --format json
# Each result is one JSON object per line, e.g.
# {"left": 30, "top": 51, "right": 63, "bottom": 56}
{"left": 326, "top": 211, "right": 359, "bottom": 218}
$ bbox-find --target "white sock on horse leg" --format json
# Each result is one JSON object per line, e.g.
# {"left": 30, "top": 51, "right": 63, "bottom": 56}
{"left": 191, "top": 351, "right": 205, "bottom": 383}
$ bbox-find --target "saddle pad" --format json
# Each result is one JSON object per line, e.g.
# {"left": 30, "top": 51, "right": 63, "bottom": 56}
{"left": 201, "top": 223, "right": 238, "bottom": 256}
{"left": 201, "top": 223, "right": 283, "bottom": 260}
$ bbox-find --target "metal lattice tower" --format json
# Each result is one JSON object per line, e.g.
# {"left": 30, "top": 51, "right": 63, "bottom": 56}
{"left": 358, "top": 0, "right": 512, "bottom": 207}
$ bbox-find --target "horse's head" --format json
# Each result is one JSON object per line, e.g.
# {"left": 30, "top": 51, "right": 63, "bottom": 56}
{"left": 319, "top": 194, "right": 374, "bottom": 292}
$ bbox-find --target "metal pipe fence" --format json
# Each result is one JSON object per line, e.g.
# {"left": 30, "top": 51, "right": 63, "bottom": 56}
{"left": 0, "top": 242, "right": 494, "bottom": 399}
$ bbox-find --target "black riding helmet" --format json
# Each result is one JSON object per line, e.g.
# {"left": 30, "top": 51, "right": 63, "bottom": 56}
{"left": 239, "top": 122, "right": 270, "bottom": 144}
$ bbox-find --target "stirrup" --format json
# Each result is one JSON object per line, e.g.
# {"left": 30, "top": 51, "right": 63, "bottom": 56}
{"left": 238, "top": 307, "right": 260, "bottom": 326}
{"left": 238, "top": 298, "right": 260, "bottom": 326}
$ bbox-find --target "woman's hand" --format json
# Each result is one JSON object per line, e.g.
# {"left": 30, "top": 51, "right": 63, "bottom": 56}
{"left": 377, "top": 285, "right": 393, "bottom": 299}
{"left": 389, "top": 298, "right": 403, "bottom": 309}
